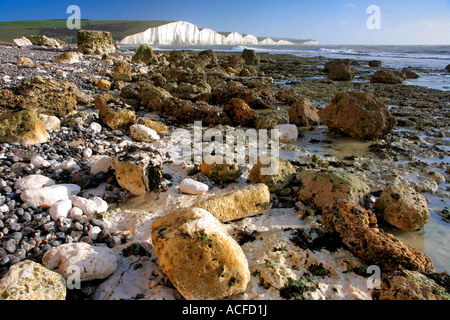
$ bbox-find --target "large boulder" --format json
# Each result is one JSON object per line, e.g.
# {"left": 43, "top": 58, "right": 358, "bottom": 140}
{"left": 241, "top": 49, "right": 260, "bottom": 65}
{"left": 297, "top": 169, "right": 370, "bottom": 211}
{"left": 322, "top": 200, "right": 435, "bottom": 273}
{"left": 324, "top": 59, "right": 356, "bottom": 81}
{"left": 288, "top": 97, "right": 320, "bottom": 127}
{"left": 0, "top": 78, "right": 78, "bottom": 118}
{"left": 370, "top": 69, "right": 404, "bottom": 84}
{"left": 374, "top": 180, "right": 430, "bottom": 231}
{"left": 372, "top": 270, "right": 450, "bottom": 300}
{"left": 0, "top": 260, "right": 66, "bottom": 300}
{"left": 42, "top": 242, "right": 117, "bottom": 281}
{"left": 190, "top": 183, "right": 271, "bottom": 222}
{"left": 318, "top": 91, "right": 396, "bottom": 140}
{"left": 151, "top": 207, "right": 251, "bottom": 300}
{"left": 77, "top": 30, "right": 117, "bottom": 54}
{"left": 111, "top": 146, "right": 163, "bottom": 196}
{"left": 131, "top": 44, "right": 158, "bottom": 65}
{"left": 0, "top": 109, "right": 49, "bottom": 145}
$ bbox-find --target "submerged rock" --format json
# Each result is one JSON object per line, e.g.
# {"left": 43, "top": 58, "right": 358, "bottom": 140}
{"left": 318, "top": 90, "right": 396, "bottom": 140}
{"left": 151, "top": 207, "right": 251, "bottom": 300}
{"left": 0, "top": 260, "right": 66, "bottom": 300}
{"left": 322, "top": 200, "right": 435, "bottom": 273}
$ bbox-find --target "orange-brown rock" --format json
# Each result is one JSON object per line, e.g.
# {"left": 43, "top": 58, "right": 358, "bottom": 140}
{"left": 318, "top": 91, "right": 396, "bottom": 140}
{"left": 322, "top": 200, "right": 435, "bottom": 273}
{"left": 224, "top": 98, "right": 255, "bottom": 125}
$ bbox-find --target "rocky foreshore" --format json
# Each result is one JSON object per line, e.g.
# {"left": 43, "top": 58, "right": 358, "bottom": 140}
{"left": 0, "top": 32, "right": 449, "bottom": 300}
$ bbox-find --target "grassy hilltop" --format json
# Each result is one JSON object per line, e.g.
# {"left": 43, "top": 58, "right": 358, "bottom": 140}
{"left": 0, "top": 20, "right": 174, "bottom": 43}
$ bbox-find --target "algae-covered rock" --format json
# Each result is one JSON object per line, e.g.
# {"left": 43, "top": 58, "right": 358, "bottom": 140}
{"left": 151, "top": 207, "right": 251, "bottom": 300}
{"left": 0, "top": 260, "right": 66, "bottom": 300}
{"left": 0, "top": 109, "right": 49, "bottom": 145}
{"left": 374, "top": 180, "right": 430, "bottom": 231}
{"left": 249, "top": 156, "right": 296, "bottom": 192}
{"left": 297, "top": 169, "right": 370, "bottom": 211}
{"left": 131, "top": 44, "right": 159, "bottom": 65}
{"left": 77, "top": 30, "right": 118, "bottom": 54}
{"left": 372, "top": 270, "right": 450, "bottom": 300}
{"left": 26, "top": 35, "right": 65, "bottom": 48}
{"left": 199, "top": 155, "right": 241, "bottom": 183}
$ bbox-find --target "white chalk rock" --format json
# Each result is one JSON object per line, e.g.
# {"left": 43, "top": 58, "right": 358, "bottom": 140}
{"left": 70, "top": 195, "right": 108, "bottom": 216}
{"left": 179, "top": 178, "right": 209, "bottom": 195}
{"left": 274, "top": 124, "right": 298, "bottom": 143}
{"left": 61, "top": 158, "right": 81, "bottom": 171}
{"left": 30, "top": 155, "right": 51, "bottom": 168}
{"left": 13, "top": 37, "right": 33, "bottom": 47}
{"left": 42, "top": 242, "right": 117, "bottom": 281}
{"left": 130, "top": 124, "right": 160, "bottom": 142}
{"left": 20, "top": 184, "right": 81, "bottom": 208}
{"left": 83, "top": 148, "right": 93, "bottom": 158}
{"left": 88, "top": 226, "right": 102, "bottom": 240}
{"left": 88, "top": 122, "right": 102, "bottom": 133}
{"left": 69, "top": 207, "right": 84, "bottom": 220}
{"left": 49, "top": 199, "right": 73, "bottom": 221}
{"left": 14, "top": 174, "right": 55, "bottom": 191}
{"left": 90, "top": 156, "right": 113, "bottom": 175}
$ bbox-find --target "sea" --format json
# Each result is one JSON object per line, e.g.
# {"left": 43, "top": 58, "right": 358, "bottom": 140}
{"left": 121, "top": 44, "right": 450, "bottom": 91}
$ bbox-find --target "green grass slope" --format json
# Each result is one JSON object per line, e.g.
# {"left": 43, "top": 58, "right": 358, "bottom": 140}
{"left": 0, "top": 20, "right": 174, "bottom": 43}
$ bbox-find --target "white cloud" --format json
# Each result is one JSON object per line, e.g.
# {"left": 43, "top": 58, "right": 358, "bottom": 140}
{"left": 345, "top": 3, "right": 356, "bottom": 7}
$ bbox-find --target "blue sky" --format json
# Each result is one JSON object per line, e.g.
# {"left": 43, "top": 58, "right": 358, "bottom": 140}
{"left": 1, "top": 0, "right": 449, "bottom": 45}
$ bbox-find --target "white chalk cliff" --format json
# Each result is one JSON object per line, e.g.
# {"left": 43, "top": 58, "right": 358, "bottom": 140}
{"left": 120, "top": 21, "right": 316, "bottom": 46}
